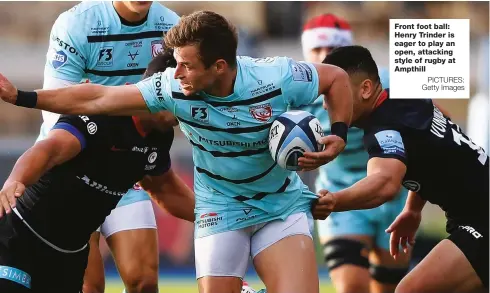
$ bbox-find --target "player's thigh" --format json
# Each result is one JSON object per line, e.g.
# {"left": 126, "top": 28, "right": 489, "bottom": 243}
{"left": 195, "top": 229, "right": 251, "bottom": 293}
{"left": 100, "top": 191, "right": 156, "bottom": 238}
{"left": 252, "top": 212, "right": 319, "bottom": 293}
{"left": 82, "top": 231, "right": 105, "bottom": 293}
{"left": 397, "top": 237, "right": 486, "bottom": 293}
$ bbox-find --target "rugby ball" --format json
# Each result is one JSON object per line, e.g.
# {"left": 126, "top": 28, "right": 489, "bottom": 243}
{"left": 269, "top": 110, "right": 325, "bottom": 170}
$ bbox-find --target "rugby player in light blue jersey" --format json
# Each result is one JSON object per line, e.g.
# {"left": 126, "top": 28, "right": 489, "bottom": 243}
{"left": 0, "top": 11, "right": 354, "bottom": 293}
{"left": 39, "top": 2, "right": 179, "bottom": 293}
{"left": 299, "top": 14, "right": 411, "bottom": 293}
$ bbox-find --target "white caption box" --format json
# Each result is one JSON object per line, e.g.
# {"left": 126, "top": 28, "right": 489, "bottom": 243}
{"left": 389, "top": 19, "right": 470, "bottom": 99}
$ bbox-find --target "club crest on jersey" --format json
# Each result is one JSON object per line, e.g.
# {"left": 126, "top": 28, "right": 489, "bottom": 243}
{"left": 249, "top": 103, "right": 272, "bottom": 122}
{"left": 49, "top": 49, "right": 68, "bottom": 70}
{"left": 151, "top": 40, "right": 163, "bottom": 58}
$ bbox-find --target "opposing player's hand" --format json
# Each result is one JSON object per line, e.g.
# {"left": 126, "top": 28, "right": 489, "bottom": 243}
{"left": 385, "top": 209, "right": 421, "bottom": 259}
{"left": 312, "top": 189, "right": 336, "bottom": 220}
{"left": 0, "top": 74, "right": 18, "bottom": 104}
{"left": 299, "top": 135, "right": 345, "bottom": 171}
{"left": 0, "top": 181, "right": 25, "bottom": 218}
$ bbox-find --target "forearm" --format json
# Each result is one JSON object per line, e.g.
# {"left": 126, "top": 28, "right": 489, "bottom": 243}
{"left": 322, "top": 70, "right": 353, "bottom": 125}
{"left": 5, "top": 143, "right": 56, "bottom": 187}
{"left": 404, "top": 191, "right": 427, "bottom": 212}
{"left": 145, "top": 176, "right": 195, "bottom": 222}
{"left": 34, "top": 84, "right": 107, "bottom": 115}
{"left": 333, "top": 173, "right": 400, "bottom": 211}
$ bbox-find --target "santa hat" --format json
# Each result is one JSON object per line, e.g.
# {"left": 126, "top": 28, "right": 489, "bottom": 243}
{"left": 301, "top": 14, "right": 353, "bottom": 59}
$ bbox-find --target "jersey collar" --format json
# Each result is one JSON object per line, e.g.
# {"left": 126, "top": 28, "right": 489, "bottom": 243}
{"left": 374, "top": 89, "right": 389, "bottom": 109}
{"left": 132, "top": 116, "right": 148, "bottom": 137}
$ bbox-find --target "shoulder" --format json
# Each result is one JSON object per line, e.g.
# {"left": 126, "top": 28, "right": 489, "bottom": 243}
{"left": 53, "top": 1, "right": 107, "bottom": 37}
{"left": 372, "top": 94, "right": 434, "bottom": 130}
{"left": 149, "top": 2, "right": 180, "bottom": 24}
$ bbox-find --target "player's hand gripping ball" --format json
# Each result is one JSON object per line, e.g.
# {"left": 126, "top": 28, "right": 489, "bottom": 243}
{"left": 269, "top": 110, "right": 325, "bottom": 171}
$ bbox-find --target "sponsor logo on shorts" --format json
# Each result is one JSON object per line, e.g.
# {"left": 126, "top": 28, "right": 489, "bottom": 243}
{"left": 197, "top": 212, "right": 223, "bottom": 228}
{"left": 459, "top": 225, "right": 483, "bottom": 239}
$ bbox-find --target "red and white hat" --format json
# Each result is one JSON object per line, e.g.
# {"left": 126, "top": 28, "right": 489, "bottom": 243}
{"left": 301, "top": 14, "right": 353, "bottom": 58}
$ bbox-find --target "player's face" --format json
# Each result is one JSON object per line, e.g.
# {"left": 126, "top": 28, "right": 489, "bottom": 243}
{"left": 305, "top": 47, "right": 335, "bottom": 63}
{"left": 173, "top": 45, "right": 217, "bottom": 96}
{"left": 123, "top": 1, "right": 152, "bottom": 14}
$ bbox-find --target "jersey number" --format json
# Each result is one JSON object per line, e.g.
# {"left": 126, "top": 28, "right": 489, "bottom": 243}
{"left": 449, "top": 121, "right": 488, "bottom": 165}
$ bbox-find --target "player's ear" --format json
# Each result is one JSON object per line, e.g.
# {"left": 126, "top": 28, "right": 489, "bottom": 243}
{"left": 214, "top": 59, "right": 227, "bottom": 74}
{"left": 360, "top": 78, "right": 373, "bottom": 100}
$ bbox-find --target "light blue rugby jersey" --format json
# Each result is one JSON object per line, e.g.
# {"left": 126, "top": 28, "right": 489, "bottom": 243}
{"left": 43, "top": 1, "right": 179, "bottom": 86}
{"left": 40, "top": 1, "right": 179, "bottom": 206}
{"left": 137, "top": 56, "right": 320, "bottom": 231}
{"left": 299, "top": 67, "right": 390, "bottom": 192}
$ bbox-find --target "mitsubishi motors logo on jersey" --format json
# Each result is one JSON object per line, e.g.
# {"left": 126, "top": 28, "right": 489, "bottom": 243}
{"left": 249, "top": 103, "right": 272, "bottom": 122}
{"left": 151, "top": 40, "right": 163, "bottom": 58}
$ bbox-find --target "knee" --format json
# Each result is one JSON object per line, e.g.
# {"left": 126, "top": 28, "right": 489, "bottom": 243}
{"left": 123, "top": 272, "right": 158, "bottom": 293}
{"left": 323, "top": 238, "right": 370, "bottom": 271}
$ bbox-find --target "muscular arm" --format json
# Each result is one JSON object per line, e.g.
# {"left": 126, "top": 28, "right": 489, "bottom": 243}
{"left": 332, "top": 157, "right": 407, "bottom": 211}
{"left": 4, "top": 130, "right": 82, "bottom": 187}
{"left": 139, "top": 169, "right": 195, "bottom": 222}
{"left": 313, "top": 63, "right": 353, "bottom": 126}
{"left": 33, "top": 83, "right": 149, "bottom": 116}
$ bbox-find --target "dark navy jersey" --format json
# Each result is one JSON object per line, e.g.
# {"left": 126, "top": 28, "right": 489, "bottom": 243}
{"left": 363, "top": 89, "right": 489, "bottom": 226}
{"left": 16, "top": 115, "right": 173, "bottom": 249}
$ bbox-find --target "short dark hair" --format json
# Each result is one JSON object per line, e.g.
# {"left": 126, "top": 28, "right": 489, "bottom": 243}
{"left": 164, "top": 10, "right": 238, "bottom": 68}
{"left": 323, "top": 45, "right": 380, "bottom": 83}
{"left": 143, "top": 49, "right": 177, "bottom": 78}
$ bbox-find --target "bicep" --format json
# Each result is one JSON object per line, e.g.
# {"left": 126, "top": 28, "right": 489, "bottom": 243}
{"left": 40, "top": 129, "right": 83, "bottom": 165}
{"left": 367, "top": 157, "right": 406, "bottom": 184}
{"left": 312, "top": 63, "right": 348, "bottom": 97}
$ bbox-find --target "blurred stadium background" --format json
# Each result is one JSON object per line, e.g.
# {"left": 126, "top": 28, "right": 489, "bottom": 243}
{"left": 0, "top": 1, "right": 488, "bottom": 292}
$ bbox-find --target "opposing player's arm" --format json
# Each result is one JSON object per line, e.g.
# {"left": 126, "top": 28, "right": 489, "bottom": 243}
{"left": 331, "top": 128, "right": 408, "bottom": 211}
{"left": 139, "top": 169, "right": 195, "bottom": 222}
{"left": 313, "top": 63, "right": 353, "bottom": 126}
{"left": 332, "top": 157, "right": 406, "bottom": 211}
{"left": 5, "top": 130, "right": 82, "bottom": 188}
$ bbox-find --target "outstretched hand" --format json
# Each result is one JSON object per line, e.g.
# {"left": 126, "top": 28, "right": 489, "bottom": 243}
{"left": 0, "top": 74, "right": 18, "bottom": 104}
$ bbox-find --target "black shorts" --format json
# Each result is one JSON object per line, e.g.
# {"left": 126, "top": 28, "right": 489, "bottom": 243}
{"left": 0, "top": 213, "right": 89, "bottom": 293}
{"left": 447, "top": 223, "right": 489, "bottom": 288}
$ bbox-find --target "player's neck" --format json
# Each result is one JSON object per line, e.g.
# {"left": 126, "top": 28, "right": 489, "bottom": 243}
{"left": 352, "top": 88, "right": 385, "bottom": 128}
{"left": 113, "top": 2, "right": 148, "bottom": 23}
{"left": 205, "top": 67, "right": 238, "bottom": 98}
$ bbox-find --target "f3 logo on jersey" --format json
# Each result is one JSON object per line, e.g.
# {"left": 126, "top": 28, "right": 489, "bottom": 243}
{"left": 97, "top": 47, "right": 113, "bottom": 67}
{"left": 191, "top": 106, "right": 209, "bottom": 123}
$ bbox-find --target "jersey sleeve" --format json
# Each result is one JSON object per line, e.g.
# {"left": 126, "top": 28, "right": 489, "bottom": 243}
{"left": 378, "top": 67, "right": 390, "bottom": 89}
{"left": 135, "top": 71, "right": 173, "bottom": 113}
{"left": 44, "top": 13, "right": 88, "bottom": 83}
{"left": 51, "top": 115, "right": 112, "bottom": 150}
{"left": 146, "top": 128, "right": 175, "bottom": 176}
{"left": 363, "top": 128, "right": 407, "bottom": 164}
{"left": 280, "top": 58, "right": 320, "bottom": 107}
